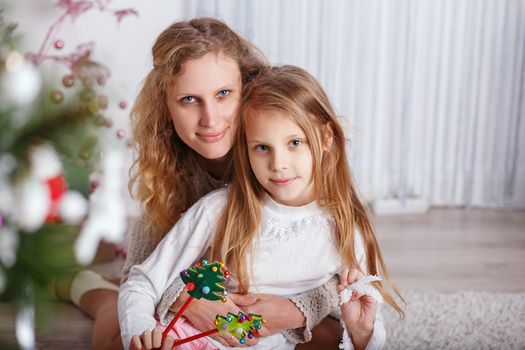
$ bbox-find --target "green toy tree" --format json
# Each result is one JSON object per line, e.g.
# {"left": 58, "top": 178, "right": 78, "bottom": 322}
{"left": 180, "top": 260, "right": 228, "bottom": 301}
{"left": 215, "top": 311, "right": 265, "bottom": 344}
{"left": 162, "top": 259, "right": 230, "bottom": 338}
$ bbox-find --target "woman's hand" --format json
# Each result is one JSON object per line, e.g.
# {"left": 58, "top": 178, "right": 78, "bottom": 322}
{"left": 130, "top": 326, "right": 174, "bottom": 350}
{"left": 170, "top": 291, "right": 261, "bottom": 347}
{"left": 233, "top": 293, "right": 306, "bottom": 334}
{"left": 338, "top": 269, "right": 376, "bottom": 350}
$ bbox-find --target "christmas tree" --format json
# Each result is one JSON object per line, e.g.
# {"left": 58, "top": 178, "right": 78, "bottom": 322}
{"left": 0, "top": 5, "right": 134, "bottom": 348}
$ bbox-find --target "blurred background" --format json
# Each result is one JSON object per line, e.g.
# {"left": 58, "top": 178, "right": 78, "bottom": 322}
{"left": 1, "top": 1, "right": 524, "bottom": 349}
{"left": 6, "top": 0, "right": 525, "bottom": 209}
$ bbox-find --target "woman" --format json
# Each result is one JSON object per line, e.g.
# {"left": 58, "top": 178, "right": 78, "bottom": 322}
{"left": 66, "top": 17, "right": 341, "bottom": 349}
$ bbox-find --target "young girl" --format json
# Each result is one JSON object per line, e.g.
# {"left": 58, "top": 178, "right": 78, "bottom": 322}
{"left": 118, "top": 65, "right": 403, "bottom": 350}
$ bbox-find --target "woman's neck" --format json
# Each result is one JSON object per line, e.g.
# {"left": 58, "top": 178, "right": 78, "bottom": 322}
{"left": 194, "top": 152, "right": 231, "bottom": 180}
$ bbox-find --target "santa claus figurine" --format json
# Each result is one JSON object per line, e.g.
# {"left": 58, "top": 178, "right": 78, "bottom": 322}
{"left": 14, "top": 142, "right": 87, "bottom": 232}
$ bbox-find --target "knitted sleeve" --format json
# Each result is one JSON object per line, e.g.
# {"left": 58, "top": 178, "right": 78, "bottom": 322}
{"left": 282, "top": 275, "right": 340, "bottom": 344}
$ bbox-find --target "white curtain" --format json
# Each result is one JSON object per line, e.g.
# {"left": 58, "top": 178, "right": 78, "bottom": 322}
{"left": 183, "top": 0, "right": 525, "bottom": 208}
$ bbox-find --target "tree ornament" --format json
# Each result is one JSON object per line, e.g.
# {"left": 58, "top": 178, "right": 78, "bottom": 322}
{"left": 62, "top": 74, "right": 75, "bottom": 88}
{"left": 50, "top": 90, "right": 64, "bottom": 104}
{"left": 0, "top": 51, "right": 42, "bottom": 106}
{"left": 53, "top": 39, "right": 64, "bottom": 49}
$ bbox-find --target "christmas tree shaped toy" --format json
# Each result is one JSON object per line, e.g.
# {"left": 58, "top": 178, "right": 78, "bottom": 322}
{"left": 171, "top": 311, "right": 266, "bottom": 348}
{"left": 162, "top": 259, "right": 230, "bottom": 338}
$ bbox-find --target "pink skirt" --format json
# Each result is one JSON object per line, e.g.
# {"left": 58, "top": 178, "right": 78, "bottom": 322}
{"left": 158, "top": 316, "right": 219, "bottom": 350}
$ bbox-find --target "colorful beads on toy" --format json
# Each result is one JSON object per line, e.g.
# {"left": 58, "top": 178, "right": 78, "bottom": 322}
{"left": 201, "top": 259, "right": 208, "bottom": 265}
{"left": 201, "top": 286, "right": 210, "bottom": 294}
{"left": 195, "top": 261, "right": 202, "bottom": 266}
{"left": 222, "top": 290, "right": 228, "bottom": 296}
{"left": 221, "top": 297, "right": 227, "bottom": 302}
{"left": 223, "top": 269, "right": 231, "bottom": 278}
{"left": 186, "top": 282, "right": 195, "bottom": 291}
{"left": 215, "top": 312, "right": 265, "bottom": 344}
{"left": 181, "top": 269, "right": 189, "bottom": 276}
{"left": 211, "top": 266, "right": 218, "bottom": 272}
{"left": 197, "top": 273, "right": 203, "bottom": 278}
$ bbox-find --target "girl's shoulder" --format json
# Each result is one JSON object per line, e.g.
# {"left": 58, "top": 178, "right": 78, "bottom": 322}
{"left": 192, "top": 186, "right": 230, "bottom": 211}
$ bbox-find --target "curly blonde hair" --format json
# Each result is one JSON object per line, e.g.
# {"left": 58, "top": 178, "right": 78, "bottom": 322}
{"left": 129, "top": 18, "right": 267, "bottom": 239}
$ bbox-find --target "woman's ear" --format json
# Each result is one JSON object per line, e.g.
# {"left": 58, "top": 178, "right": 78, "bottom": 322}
{"left": 322, "top": 122, "right": 334, "bottom": 151}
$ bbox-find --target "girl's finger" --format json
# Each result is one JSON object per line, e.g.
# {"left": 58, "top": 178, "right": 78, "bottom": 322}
{"left": 347, "top": 268, "right": 359, "bottom": 284}
{"left": 338, "top": 268, "right": 350, "bottom": 286}
{"left": 130, "top": 335, "right": 143, "bottom": 350}
{"left": 161, "top": 335, "right": 174, "bottom": 350}
{"left": 152, "top": 327, "right": 163, "bottom": 348}
{"left": 141, "top": 330, "right": 152, "bottom": 349}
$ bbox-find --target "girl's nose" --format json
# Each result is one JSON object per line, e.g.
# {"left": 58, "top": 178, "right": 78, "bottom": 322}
{"left": 270, "top": 151, "right": 288, "bottom": 171}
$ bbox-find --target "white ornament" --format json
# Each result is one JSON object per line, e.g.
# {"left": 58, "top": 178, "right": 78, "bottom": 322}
{"left": 58, "top": 191, "right": 88, "bottom": 224}
{"left": 15, "top": 300, "right": 35, "bottom": 350}
{"left": 0, "top": 225, "right": 19, "bottom": 268}
{"left": 339, "top": 275, "right": 384, "bottom": 305}
{"left": 13, "top": 179, "right": 50, "bottom": 233}
{"left": 28, "top": 143, "right": 62, "bottom": 181}
{"left": 0, "top": 51, "right": 42, "bottom": 107}
{"left": 75, "top": 149, "right": 127, "bottom": 265}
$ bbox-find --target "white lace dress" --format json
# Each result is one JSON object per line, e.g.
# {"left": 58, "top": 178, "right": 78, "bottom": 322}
{"left": 118, "top": 187, "right": 385, "bottom": 350}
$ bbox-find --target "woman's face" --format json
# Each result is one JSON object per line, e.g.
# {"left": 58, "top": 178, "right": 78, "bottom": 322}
{"left": 167, "top": 52, "right": 242, "bottom": 161}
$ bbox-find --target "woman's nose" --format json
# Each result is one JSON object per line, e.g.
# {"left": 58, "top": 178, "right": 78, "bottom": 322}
{"left": 199, "top": 102, "right": 220, "bottom": 128}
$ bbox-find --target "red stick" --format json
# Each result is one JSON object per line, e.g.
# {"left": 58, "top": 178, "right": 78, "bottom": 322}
{"left": 162, "top": 296, "right": 194, "bottom": 338}
{"left": 171, "top": 328, "right": 218, "bottom": 348}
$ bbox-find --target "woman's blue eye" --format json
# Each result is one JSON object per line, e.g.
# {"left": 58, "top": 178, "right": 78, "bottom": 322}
{"left": 290, "top": 139, "right": 302, "bottom": 147}
{"left": 255, "top": 145, "right": 269, "bottom": 152}
{"left": 181, "top": 96, "right": 196, "bottom": 104}
{"left": 217, "top": 90, "right": 230, "bottom": 98}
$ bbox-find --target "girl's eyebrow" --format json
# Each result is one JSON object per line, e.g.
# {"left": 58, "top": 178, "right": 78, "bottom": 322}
{"left": 246, "top": 134, "right": 303, "bottom": 144}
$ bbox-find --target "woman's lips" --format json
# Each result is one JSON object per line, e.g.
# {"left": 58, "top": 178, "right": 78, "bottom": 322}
{"left": 197, "top": 127, "right": 228, "bottom": 143}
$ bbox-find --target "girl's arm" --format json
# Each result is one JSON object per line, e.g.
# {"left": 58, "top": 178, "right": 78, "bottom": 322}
{"left": 118, "top": 196, "right": 215, "bottom": 350}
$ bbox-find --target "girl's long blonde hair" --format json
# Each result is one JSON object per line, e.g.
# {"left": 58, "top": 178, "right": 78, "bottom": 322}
{"left": 211, "top": 65, "right": 404, "bottom": 317}
{"left": 129, "top": 18, "right": 267, "bottom": 239}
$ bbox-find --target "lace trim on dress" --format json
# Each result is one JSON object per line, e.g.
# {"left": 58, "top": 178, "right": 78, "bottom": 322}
{"left": 261, "top": 214, "right": 333, "bottom": 241}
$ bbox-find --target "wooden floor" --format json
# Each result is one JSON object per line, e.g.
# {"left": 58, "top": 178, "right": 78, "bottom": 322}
{"left": 1, "top": 208, "right": 524, "bottom": 348}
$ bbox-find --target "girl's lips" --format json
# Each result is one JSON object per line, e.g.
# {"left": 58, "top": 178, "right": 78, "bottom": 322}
{"left": 196, "top": 128, "right": 228, "bottom": 143}
{"left": 270, "top": 177, "right": 295, "bottom": 186}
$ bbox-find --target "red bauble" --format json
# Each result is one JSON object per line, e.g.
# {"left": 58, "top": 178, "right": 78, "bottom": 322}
{"left": 186, "top": 282, "right": 195, "bottom": 291}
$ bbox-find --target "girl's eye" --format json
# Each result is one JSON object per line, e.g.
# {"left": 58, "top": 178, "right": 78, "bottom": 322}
{"left": 290, "top": 139, "right": 303, "bottom": 147}
{"left": 255, "top": 145, "right": 269, "bottom": 152}
{"left": 181, "top": 96, "right": 197, "bottom": 104}
{"left": 217, "top": 90, "right": 231, "bottom": 98}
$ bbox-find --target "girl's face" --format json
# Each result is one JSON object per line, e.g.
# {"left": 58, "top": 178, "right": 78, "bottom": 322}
{"left": 167, "top": 52, "right": 242, "bottom": 161}
{"left": 245, "top": 111, "right": 315, "bottom": 206}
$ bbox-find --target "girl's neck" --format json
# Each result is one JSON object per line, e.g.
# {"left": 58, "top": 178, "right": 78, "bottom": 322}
{"left": 194, "top": 152, "right": 231, "bottom": 180}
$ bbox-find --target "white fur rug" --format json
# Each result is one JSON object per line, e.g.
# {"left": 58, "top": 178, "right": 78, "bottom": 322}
{"left": 383, "top": 290, "right": 525, "bottom": 350}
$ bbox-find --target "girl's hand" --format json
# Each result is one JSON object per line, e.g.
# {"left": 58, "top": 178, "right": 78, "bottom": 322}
{"left": 169, "top": 291, "right": 260, "bottom": 347}
{"left": 338, "top": 269, "right": 376, "bottom": 350}
{"left": 130, "top": 326, "right": 175, "bottom": 350}
{"left": 234, "top": 293, "right": 306, "bottom": 334}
